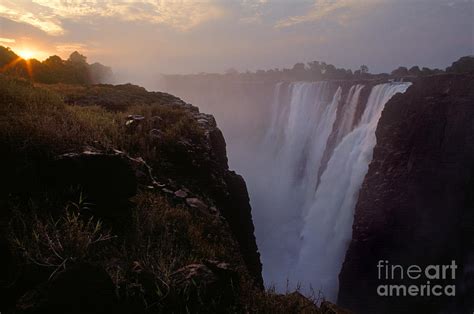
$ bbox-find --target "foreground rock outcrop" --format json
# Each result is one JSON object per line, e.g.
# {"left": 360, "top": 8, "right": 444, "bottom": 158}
{"left": 0, "top": 76, "right": 267, "bottom": 313}
{"left": 338, "top": 74, "right": 474, "bottom": 313}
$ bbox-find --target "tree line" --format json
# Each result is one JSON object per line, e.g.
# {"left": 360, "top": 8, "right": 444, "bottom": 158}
{"left": 168, "top": 56, "right": 474, "bottom": 82}
{"left": 0, "top": 46, "right": 113, "bottom": 84}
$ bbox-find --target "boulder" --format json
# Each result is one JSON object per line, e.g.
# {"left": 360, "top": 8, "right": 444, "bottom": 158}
{"left": 174, "top": 189, "right": 188, "bottom": 198}
{"left": 186, "top": 197, "right": 208, "bottom": 213}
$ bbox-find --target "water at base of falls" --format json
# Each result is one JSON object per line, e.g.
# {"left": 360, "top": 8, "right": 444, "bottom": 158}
{"left": 248, "top": 81, "right": 411, "bottom": 300}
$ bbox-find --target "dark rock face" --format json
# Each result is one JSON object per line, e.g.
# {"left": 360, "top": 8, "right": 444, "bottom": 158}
{"left": 338, "top": 74, "right": 474, "bottom": 313}
{"left": 16, "top": 263, "right": 117, "bottom": 314}
{"left": 187, "top": 115, "right": 264, "bottom": 288}
{"left": 220, "top": 170, "right": 263, "bottom": 288}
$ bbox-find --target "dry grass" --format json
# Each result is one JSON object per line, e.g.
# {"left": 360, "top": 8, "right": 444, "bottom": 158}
{"left": 0, "top": 74, "right": 202, "bottom": 160}
{"left": 123, "top": 192, "right": 239, "bottom": 276}
{"left": 10, "top": 202, "right": 115, "bottom": 280}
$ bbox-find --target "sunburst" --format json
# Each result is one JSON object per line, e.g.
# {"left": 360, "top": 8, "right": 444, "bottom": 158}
{"left": 17, "top": 49, "right": 35, "bottom": 60}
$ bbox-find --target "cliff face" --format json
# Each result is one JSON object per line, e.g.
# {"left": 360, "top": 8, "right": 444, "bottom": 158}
{"left": 338, "top": 74, "right": 474, "bottom": 313}
{"left": 0, "top": 77, "right": 263, "bottom": 313}
{"left": 160, "top": 110, "right": 264, "bottom": 288}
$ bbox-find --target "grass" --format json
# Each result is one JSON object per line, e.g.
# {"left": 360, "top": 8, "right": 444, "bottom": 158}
{"left": 11, "top": 205, "right": 115, "bottom": 279}
{"left": 0, "top": 74, "right": 203, "bottom": 162}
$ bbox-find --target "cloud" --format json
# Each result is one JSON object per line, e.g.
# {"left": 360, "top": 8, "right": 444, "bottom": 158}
{"left": 275, "top": 0, "right": 380, "bottom": 28}
{"left": 0, "top": 37, "right": 16, "bottom": 43}
{"left": 0, "top": 2, "right": 64, "bottom": 35}
{"left": 0, "top": 0, "right": 227, "bottom": 36}
{"left": 238, "top": 0, "right": 269, "bottom": 24}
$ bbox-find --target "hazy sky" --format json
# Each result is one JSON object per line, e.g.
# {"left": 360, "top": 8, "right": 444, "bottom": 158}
{"left": 0, "top": 0, "right": 473, "bottom": 82}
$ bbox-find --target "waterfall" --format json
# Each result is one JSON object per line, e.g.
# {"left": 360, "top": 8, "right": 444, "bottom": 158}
{"left": 249, "top": 81, "right": 411, "bottom": 299}
{"left": 334, "top": 84, "right": 364, "bottom": 146}
{"left": 248, "top": 82, "right": 340, "bottom": 288}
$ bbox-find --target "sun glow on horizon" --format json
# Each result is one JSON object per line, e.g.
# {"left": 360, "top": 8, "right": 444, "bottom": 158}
{"left": 17, "top": 49, "right": 36, "bottom": 60}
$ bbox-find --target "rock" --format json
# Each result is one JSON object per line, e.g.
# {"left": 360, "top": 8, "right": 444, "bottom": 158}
{"left": 162, "top": 188, "right": 174, "bottom": 194}
{"left": 51, "top": 150, "right": 137, "bottom": 222}
{"left": 174, "top": 189, "right": 188, "bottom": 198}
{"left": 154, "top": 182, "right": 166, "bottom": 188}
{"left": 186, "top": 197, "right": 208, "bottom": 213}
{"left": 126, "top": 114, "right": 145, "bottom": 121}
{"left": 220, "top": 172, "right": 263, "bottom": 288}
{"left": 126, "top": 155, "right": 158, "bottom": 187}
{"left": 125, "top": 114, "right": 145, "bottom": 128}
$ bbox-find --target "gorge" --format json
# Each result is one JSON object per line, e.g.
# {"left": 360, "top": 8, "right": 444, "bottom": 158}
{"left": 163, "top": 78, "right": 411, "bottom": 298}
{"left": 163, "top": 72, "right": 474, "bottom": 313}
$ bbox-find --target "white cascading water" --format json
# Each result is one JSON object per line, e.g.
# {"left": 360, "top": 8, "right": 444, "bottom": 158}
{"left": 248, "top": 82, "right": 341, "bottom": 290}
{"left": 248, "top": 82, "right": 411, "bottom": 300}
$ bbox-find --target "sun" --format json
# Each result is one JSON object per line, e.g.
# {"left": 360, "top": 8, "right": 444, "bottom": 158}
{"left": 17, "top": 49, "right": 35, "bottom": 60}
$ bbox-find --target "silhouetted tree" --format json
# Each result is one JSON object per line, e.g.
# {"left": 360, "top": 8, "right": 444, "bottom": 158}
{"left": 89, "top": 62, "right": 113, "bottom": 84}
{"left": 391, "top": 66, "right": 409, "bottom": 77}
{"left": 408, "top": 66, "right": 421, "bottom": 76}
{"left": 225, "top": 68, "right": 238, "bottom": 75}
{"left": 68, "top": 51, "right": 87, "bottom": 64}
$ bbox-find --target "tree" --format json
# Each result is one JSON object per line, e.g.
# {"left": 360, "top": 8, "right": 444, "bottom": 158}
{"left": 360, "top": 65, "right": 369, "bottom": 74}
{"left": 292, "top": 62, "right": 305, "bottom": 72}
{"left": 89, "top": 62, "right": 113, "bottom": 84}
{"left": 391, "top": 66, "right": 409, "bottom": 77}
{"left": 323, "top": 64, "right": 337, "bottom": 78}
{"left": 307, "top": 61, "right": 322, "bottom": 80}
{"left": 68, "top": 51, "right": 87, "bottom": 64}
{"left": 225, "top": 68, "right": 238, "bottom": 75}
{"left": 44, "top": 55, "right": 63, "bottom": 66}
{"left": 408, "top": 66, "right": 421, "bottom": 76}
